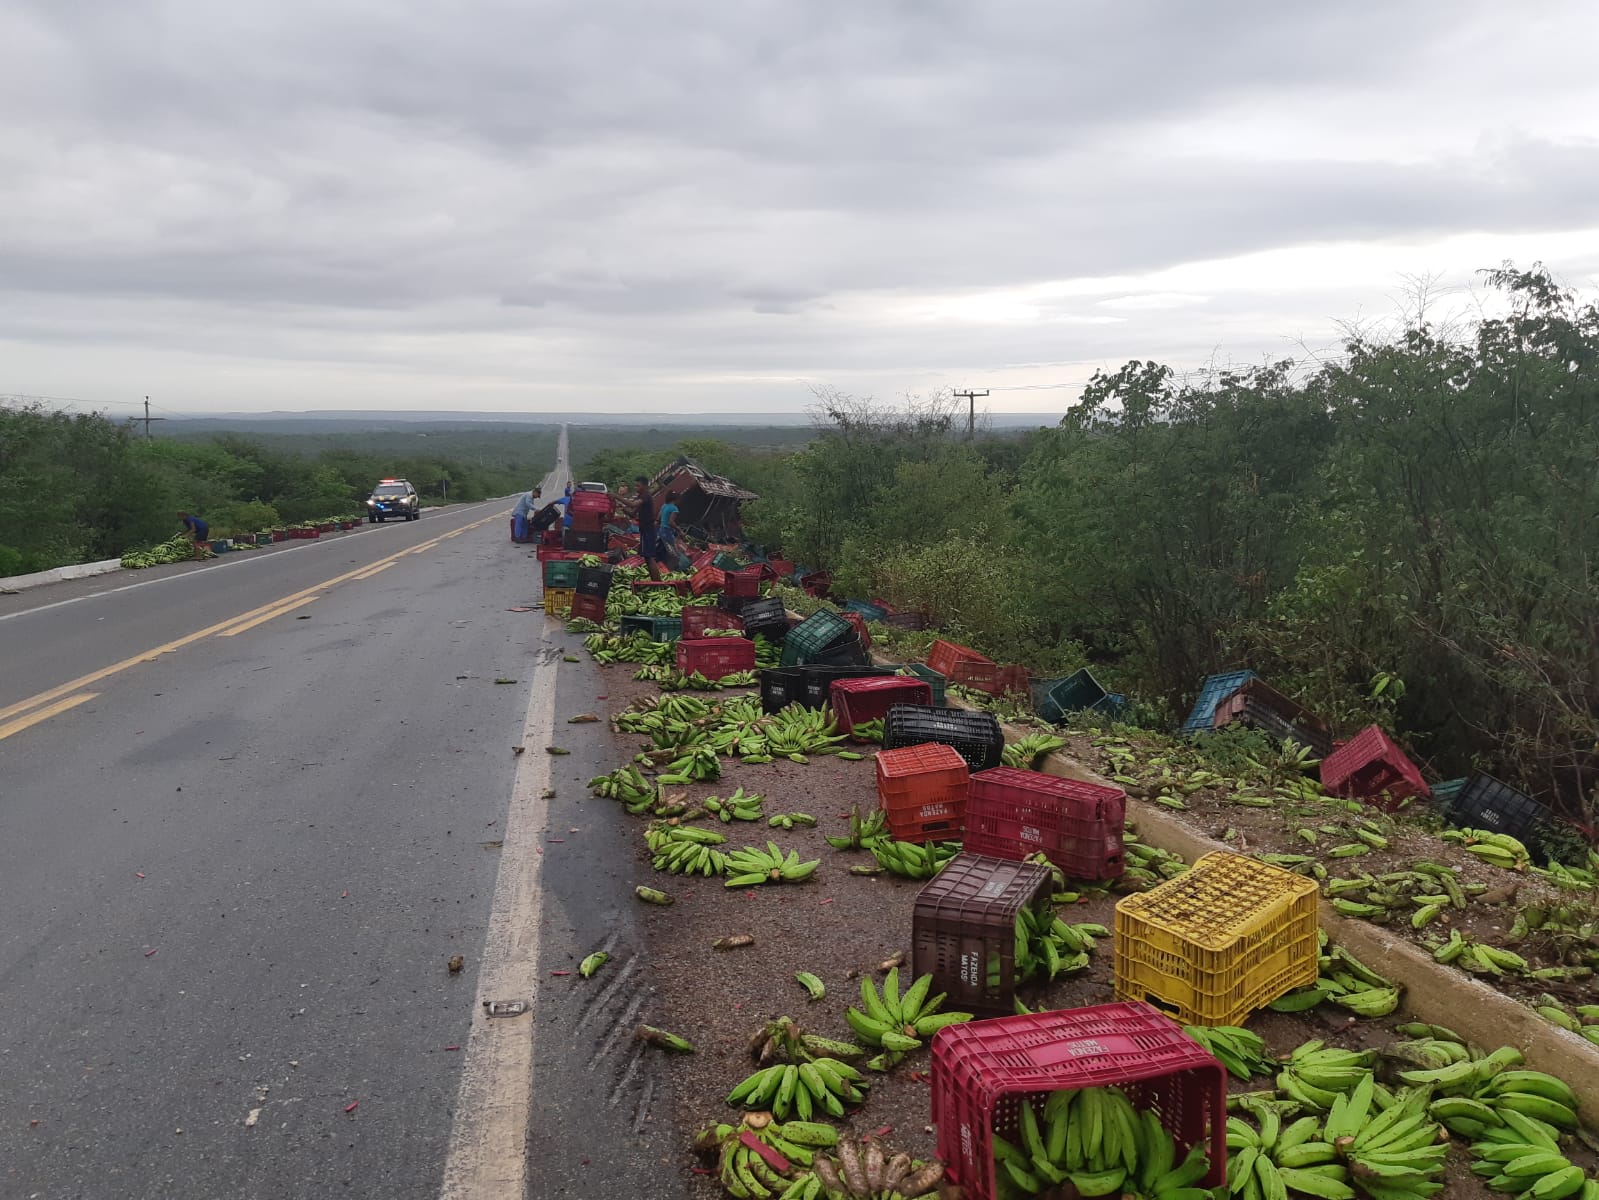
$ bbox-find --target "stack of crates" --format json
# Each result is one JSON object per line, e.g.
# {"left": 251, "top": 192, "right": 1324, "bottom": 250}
{"left": 542, "top": 558, "right": 582, "bottom": 590}
{"left": 1319, "top": 725, "right": 1429, "bottom": 811}
{"left": 675, "top": 636, "right": 756, "bottom": 680}
{"left": 780, "top": 610, "right": 863, "bottom": 668}
{"left": 931, "top": 1002, "right": 1228, "bottom": 1200}
{"left": 681, "top": 606, "right": 744, "bottom": 639}
{"left": 830, "top": 675, "right": 932, "bottom": 739}
{"left": 883, "top": 704, "right": 1004, "bottom": 772}
{"left": 911, "top": 853, "right": 1053, "bottom": 1013}
{"left": 876, "top": 742, "right": 969, "bottom": 843}
{"left": 962, "top": 768, "right": 1127, "bottom": 881}
{"left": 1113, "top": 851, "right": 1320, "bottom": 1026}
{"left": 568, "top": 490, "right": 612, "bottom": 533}
{"left": 799, "top": 665, "right": 893, "bottom": 710}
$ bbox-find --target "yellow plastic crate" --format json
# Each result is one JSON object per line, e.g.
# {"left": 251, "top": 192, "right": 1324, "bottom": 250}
{"left": 543, "top": 587, "right": 574, "bottom": 618}
{"left": 1113, "top": 851, "right": 1319, "bottom": 1026}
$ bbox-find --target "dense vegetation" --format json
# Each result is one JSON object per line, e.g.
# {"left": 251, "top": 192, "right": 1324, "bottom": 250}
{"left": 0, "top": 415, "right": 547, "bottom": 574}
{"left": 582, "top": 267, "right": 1599, "bottom": 823}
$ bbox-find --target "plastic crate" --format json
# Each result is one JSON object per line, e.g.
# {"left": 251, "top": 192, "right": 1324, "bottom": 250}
{"left": 1429, "top": 777, "right": 1469, "bottom": 816}
{"left": 575, "top": 565, "right": 613, "bottom": 598}
{"left": 799, "top": 570, "right": 833, "bottom": 597}
{"left": 927, "top": 638, "right": 993, "bottom": 680}
{"left": 900, "top": 663, "right": 947, "bottom": 706}
{"left": 570, "top": 592, "right": 607, "bottom": 624}
{"left": 725, "top": 568, "right": 763, "bottom": 599}
{"left": 805, "top": 635, "right": 869, "bottom": 668}
{"left": 951, "top": 661, "right": 1030, "bottom": 698}
{"left": 885, "top": 611, "right": 932, "bottom": 631}
{"left": 799, "top": 664, "right": 894, "bottom": 710}
{"left": 1113, "top": 851, "right": 1320, "bottom": 1026}
{"left": 841, "top": 611, "right": 873, "bottom": 653}
{"left": 690, "top": 566, "right": 726, "bottom": 596}
{"left": 681, "top": 606, "right": 744, "bottom": 639}
{"left": 831, "top": 676, "right": 933, "bottom": 740}
{"left": 1319, "top": 725, "right": 1430, "bottom": 810}
{"left": 768, "top": 558, "right": 795, "bottom": 579}
{"left": 569, "top": 491, "right": 612, "bottom": 519}
{"left": 780, "top": 610, "right": 857, "bottom": 667}
{"left": 883, "top": 705, "right": 1005, "bottom": 773}
{"left": 843, "top": 599, "right": 889, "bottom": 623}
{"left": 562, "top": 528, "right": 606, "bottom": 552}
{"left": 737, "top": 596, "right": 790, "bottom": 639}
{"left": 543, "top": 588, "right": 574, "bottom": 618}
{"left": 912, "top": 853, "right": 1053, "bottom": 1013}
{"left": 1446, "top": 773, "right": 1549, "bottom": 842}
{"left": 619, "top": 614, "right": 682, "bottom": 642}
{"left": 615, "top": 554, "right": 645, "bottom": 569}
{"left": 675, "top": 636, "right": 756, "bottom": 680}
{"left": 876, "top": 742, "right": 970, "bottom": 843}
{"left": 1210, "top": 678, "right": 1332, "bottom": 756}
{"left": 1037, "top": 668, "right": 1108, "bottom": 723}
{"left": 932, "top": 1002, "right": 1228, "bottom": 1200}
{"left": 1180, "top": 670, "right": 1259, "bottom": 734}
{"left": 759, "top": 668, "right": 806, "bottom": 714}
{"left": 962, "top": 767, "right": 1127, "bottom": 881}
{"left": 712, "top": 551, "right": 742, "bottom": 572}
{"left": 536, "top": 544, "right": 581, "bottom": 562}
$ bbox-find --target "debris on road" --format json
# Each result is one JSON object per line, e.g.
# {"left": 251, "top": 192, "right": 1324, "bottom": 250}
{"left": 546, "top": 746, "right": 570, "bottom": 755}
{"left": 447, "top": 955, "right": 464, "bottom": 973}
{"left": 713, "top": 934, "right": 755, "bottom": 951}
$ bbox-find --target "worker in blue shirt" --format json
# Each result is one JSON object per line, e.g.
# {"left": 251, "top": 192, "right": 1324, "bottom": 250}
{"left": 656, "top": 498, "right": 683, "bottom": 570}
{"left": 178, "top": 511, "right": 209, "bottom": 560}
{"left": 510, "top": 487, "right": 541, "bottom": 542}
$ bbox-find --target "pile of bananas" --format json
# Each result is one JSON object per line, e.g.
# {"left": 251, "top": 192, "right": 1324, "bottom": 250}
{"left": 1002, "top": 733, "right": 1068, "bottom": 771}
{"left": 751, "top": 635, "right": 783, "bottom": 669}
{"left": 617, "top": 693, "right": 712, "bottom": 732}
{"left": 1012, "top": 906, "right": 1107, "bottom": 982}
{"left": 848, "top": 718, "right": 885, "bottom": 744}
{"left": 1326, "top": 1076, "right": 1447, "bottom": 1200}
{"left": 1534, "top": 996, "right": 1599, "bottom": 1044}
{"left": 1117, "top": 833, "right": 1189, "bottom": 891}
{"left": 585, "top": 630, "right": 675, "bottom": 664}
{"left": 863, "top": 838, "right": 958, "bottom": 880}
{"left": 692, "top": 1113, "right": 840, "bottom": 1200}
{"left": 646, "top": 825, "right": 730, "bottom": 875}
{"left": 769, "top": 812, "right": 818, "bottom": 832}
{"left": 804, "top": 1134, "right": 948, "bottom": 1200}
{"left": 1396, "top": 1042, "right": 1583, "bottom": 1134}
{"left": 121, "top": 534, "right": 205, "bottom": 568}
{"left": 1275, "top": 1041, "right": 1378, "bottom": 1112}
{"left": 1430, "top": 929, "right": 1531, "bottom": 976}
{"left": 825, "top": 806, "right": 887, "bottom": 851}
{"left": 1226, "top": 1102, "right": 1359, "bottom": 1200}
{"left": 1270, "top": 934, "right": 1402, "bottom": 1018}
{"left": 757, "top": 707, "right": 852, "bottom": 764}
{"left": 994, "top": 1084, "right": 1213, "bottom": 1200}
{"left": 565, "top": 616, "right": 608, "bottom": 634}
{"left": 704, "top": 789, "right": 765, "bottom": 822}
{"left": 1181, "top": 1025, "right": 1275, "bottom": 1081}
{"left": 657, "top": 742, "right": 721, "bottom": 783}
{"left": 724, "top": 842, "right": 820, "bottom": 887}
{"left": 1440, "top": 828, "right": 1534, "bottom": 871}
{"left": 587, "top": 764, "right": 660, "bottom": 814}
{"left": 1324, "top": 860, "right": 1483, "bottom": 926}
{"left": 1465, "top": 1086, "right": 1594, "bottom": 1198}
{"left": 1531, "top": 850, "right": 1599, "bottom": 891}
{"left": 1509, "top": 903, "right": 1599, "bottom": 975}
{"left": 746, "top": 1015, "right": 860, "bottom": 1065}
{"left": 843, "top": 969, "right": 972, "bottom": 1067}
{"left": 726, "top": 1057, "right": 868, "bottom": 1120}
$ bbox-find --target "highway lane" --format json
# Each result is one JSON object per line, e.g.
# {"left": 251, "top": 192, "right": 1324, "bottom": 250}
{"left": 0, "top": 430, "right": 684, "bottom": 1199}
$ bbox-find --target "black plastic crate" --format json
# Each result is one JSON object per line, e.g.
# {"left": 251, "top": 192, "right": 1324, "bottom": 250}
{"left": 563, "top": 528, "right": 606, "bottom": 552}
{"left": 1447, "top": 773, "right": 1549, "bottom": 841}
{"left": 759, "top": 668, "right": 807, "bottom": 713}
{"left": 883, "top": 704, "right": 1005, "bottom": 772}
{"left": 800, "top": 664, "right": 895, "bottom": 710}
{"left": 737, "top": 596, "right": 790, "bottom": 638}
{"left": 1224, "top": 696, "right": 1333, "bottom": 758}
{"left": 575, "top": 565, "right": 613, "bottom": 598}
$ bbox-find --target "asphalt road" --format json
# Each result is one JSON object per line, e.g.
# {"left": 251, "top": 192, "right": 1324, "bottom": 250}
{"left": 0, "top": 433, "right": 683, "bottom": 1200}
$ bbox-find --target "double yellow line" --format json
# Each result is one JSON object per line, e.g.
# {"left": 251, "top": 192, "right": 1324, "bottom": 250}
{"left": 0, "top": 510, "right": 506, "bottom": 742}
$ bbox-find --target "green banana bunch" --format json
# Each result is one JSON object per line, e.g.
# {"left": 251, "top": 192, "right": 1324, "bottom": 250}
{"left": 843, "top": 968, "right": 971, "bottom": 1066}
{"left": 724, "top": 841, "right": 821, "bottom": 886}
{"left": 803, "top": 1134, "right": 948, "bottom": 1200}
{"left": 645, "top": 825, "right": 730, "bottom": 875}
{"left": 1328, "top": 1080, "right": 1448, "bottom": 1200}
{"left": 746, "top": 1015, "right": 863, "bottom": 1066}
{"left": 762, "top": 706, "right": 850, "bottom": 762}
{"left": 704, "top": 788, "right": 765, "bottom": 822}
{"left": 1011, "top": 907, "right": 1103, "bottom": 984}
{"left": 693, "top": 1113, "right": 841, "bottom": 1200}
{"left": 1181, "top": 1025, "right": 1274, "bottom": 1081}
{"left": 1227, "top": 1103, "right": 1352, "bottom": 1200}
{"left": 1463, "top": 1073, "right": 1590, "bottom": 1198}
{"left": 1001, "top": 733, "right": 1067, "bottom": 771}
{"left": 587, "top": 764, "right": 661, "bottom": 814}
{"left": 659, "top": 742, "right": 722, "bottom": 784}
{"left": 824, "top": 805, "right": 887, "bottom": 851}
{"left": 849, "top": 718, "right": 885, "bottom": 744}
{"left": 862, "top": 837, "right": 957, "bottom": 880}
{"left": 1276, "top": 1041, "right": 1377, "bottom": 1113}
{"left": 994, "top": 1084, "right": 1212, "bottom": 1200}
{"left": 1428, "top": 929, "right": 1530, "bottom": 977}
{"left": 769, "top": 812, "right": 817, "bottom": 831}
{"left": 1441, "top": 827, "right": 1533, "bottom": 871}
{"left": 584, "top": 630, "right": 675, "bottom": 663}
{"left": 725, "top": 1056, "right": 868, "bottom": 1121}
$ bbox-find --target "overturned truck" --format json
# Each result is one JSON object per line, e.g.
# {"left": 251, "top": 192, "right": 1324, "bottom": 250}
{"left": 649, "top": 456, "right": 759, "bottom": 541}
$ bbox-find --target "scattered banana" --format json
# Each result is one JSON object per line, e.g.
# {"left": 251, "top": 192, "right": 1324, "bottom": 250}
{"left": 723, "top": 841, "right": 821, "bottom": 887}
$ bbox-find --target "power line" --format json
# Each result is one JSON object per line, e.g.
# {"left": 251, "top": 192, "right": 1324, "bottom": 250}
{"left": 953, "top": 388, "right": 988, "bottom": 438}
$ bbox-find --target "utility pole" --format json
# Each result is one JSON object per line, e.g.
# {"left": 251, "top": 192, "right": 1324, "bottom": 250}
{"left": 954, "top": 389, "right": 988, "bottom": 439}
{"left": 141, "top": 397, "right": 166, "bottom": 440}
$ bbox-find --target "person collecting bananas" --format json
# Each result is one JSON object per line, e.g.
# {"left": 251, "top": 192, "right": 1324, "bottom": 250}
{"left": 178, "top": 511, "right": 210, "bottom": 560}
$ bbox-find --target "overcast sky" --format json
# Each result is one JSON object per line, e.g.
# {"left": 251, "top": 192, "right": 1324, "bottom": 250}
{"left": 5, "top": 1, "right": 1599, "bottom": 418}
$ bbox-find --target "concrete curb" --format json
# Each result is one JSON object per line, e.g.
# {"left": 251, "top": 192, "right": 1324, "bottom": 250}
{"left": 0, "top": 558, "right": 122, "bottom": 593}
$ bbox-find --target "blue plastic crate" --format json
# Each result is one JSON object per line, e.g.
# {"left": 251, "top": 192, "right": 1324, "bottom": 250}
{"left": 843, "top": 599, "right": 889, "bottom": 623}
{"left": 1180, "top": 670, "right": 1258, "bottom": 734}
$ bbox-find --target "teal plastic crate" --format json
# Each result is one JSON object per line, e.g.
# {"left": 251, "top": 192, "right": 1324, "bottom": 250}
{"left": 543, "top": 559, "right": 581, "bottom": 589}
{"left": 1039, "top": 668, "right": 1109, "bottom": 724}
{"left": 780, "top": 610, "right": 856, "bottom": 667}
{"left": 713, "top": 552, "right": 742, "bottom": 572}
{"left": 900, "top": 663, "right": 947, "bottom": 706}
{"left": 620, "top": 615, "right": 682, "bottom": 642}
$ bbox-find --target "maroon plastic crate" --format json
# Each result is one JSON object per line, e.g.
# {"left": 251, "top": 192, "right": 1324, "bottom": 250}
{"left": 832, "top": 676, "right": 933, "bottom": 740}
{"left": 912, "top": 853, "right": 1054, "bottom": 1015}
{"left": 1320, "top": 725, "right": 1429, "bottom": 811}
{"left": 1211, "top": 678, "right": 1332, "bottom": 757}
{"left": 931, "top": 1002, "right": 1227, "bottom": 1200}
{"left": 951, "top": 661, "right": 1031, "bottom": 698}
{"left": 690, "top": 549, "right": 717, "bottom": 572}
{"left": 962, "top": 767, "right": 1127, "bottom": 881}
{"left": 840, "top": 611, "right": 873, "bottom": 653}
{"left": 690, "top": 566, "right": 726, "bottom": 596}
{"left": 570, "top": 593, "right": 607, "bottom": 623}
{"left": 536, "top": 546, "right": 583, "bottom": 563}
{"left": 616, "top": 554, "right": 645, "bottom": 569}
{"left": 927, "top": 638, "right": 993, "bottom": 680}
{"left": 675, "top": 636, "right": 756, "bottom": 680}
{"left": 876, "top": 742, "right": 969, "bottom": 843}
{"left": 768, "top": 558, "right": 795, "bottom": 578}
{"left": 681, "top": 606, "right": 745, "bottom": 639}
{"left": 724, "top": 567, "right": 763, "bottom": 599}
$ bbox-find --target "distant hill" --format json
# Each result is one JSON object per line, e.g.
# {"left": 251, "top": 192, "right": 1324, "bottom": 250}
{"left": 163, "top": 410, "right": 1054, "bottom": 434}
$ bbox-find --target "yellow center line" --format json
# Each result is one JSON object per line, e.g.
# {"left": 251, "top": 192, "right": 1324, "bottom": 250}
{"left": 0, "top": 692, "right": 98, "bottom": 742}
{"left": 216, "top": 594, "right": 320, "bottom": 637}
{"left": 0, "top": 509, "right": 507, "bottom": 726}
{"left": 351, "top": 562, "right": 395, "bottom": 581}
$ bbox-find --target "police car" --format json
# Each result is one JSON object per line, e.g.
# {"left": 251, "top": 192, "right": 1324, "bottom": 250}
{"left": 366, "top": 478, "right": 420, "bottom": 522}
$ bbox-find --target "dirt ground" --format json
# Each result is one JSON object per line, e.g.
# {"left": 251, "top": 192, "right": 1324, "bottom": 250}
{"left": 581, "top": 659, "right": 1595, "bottom": 1199}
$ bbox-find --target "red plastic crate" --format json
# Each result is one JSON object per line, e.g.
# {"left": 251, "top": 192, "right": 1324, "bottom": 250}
{"left": 536, "top": 547, "right": 584, "bottom": 563}
{"left": 681, "top": 606, "right": 744, "bottom": 639}
{"left": 799, "top": 570, "right": 832, "bottom": 597}
{"left": 962, "top": 767, "right": 1127, "bottom": 881}
{"left": 927, "top": 638, "right": 993, "bottom": 680}
{"left": 509, "top": 516, "right": 537, "bottom": 544}
{"left": 931, "top": 1002, "right": 1227, "bottom": 1200}
{"left": 841, "top": 611, "right": 872, "bottom": 652}
{"left": 690, "top": 566, "right": 726, "bottom": 596}
{"left": 725, "top": 567, "right": 763, "bottom": 599}
{"left": 607, "top": 533, "right": 639, "bottom": 551}
{"left": 570, "top": 593, "right": 607, "bottom": 623}
{"left": 540, "top": 528, "right": 564, "bottom": 547}
{"left": 616, "top": 554, "right": 645, "bottom": 569}
{"left": 675, "top": 636, "right": 756, "bottom": 680}
{"left": 951, "top": 661, "right": 1030, "bottom": 697}
{"left": 769, "top": 558, "right": 795, "bottom": 579}
{"left": 1320, "top": 725, "right": 1429, "bottom": 811}
{"left": 876, "top": 742, "right": 969, "bottom": 843}
{"left": 690, "top": 549, "right": 717, "bottom": 572}
{"left": 832, "top": 676, "right": 933, "bottom": 740}
{"left": 569, "top": 492, "right": 612, "bottom": 517}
